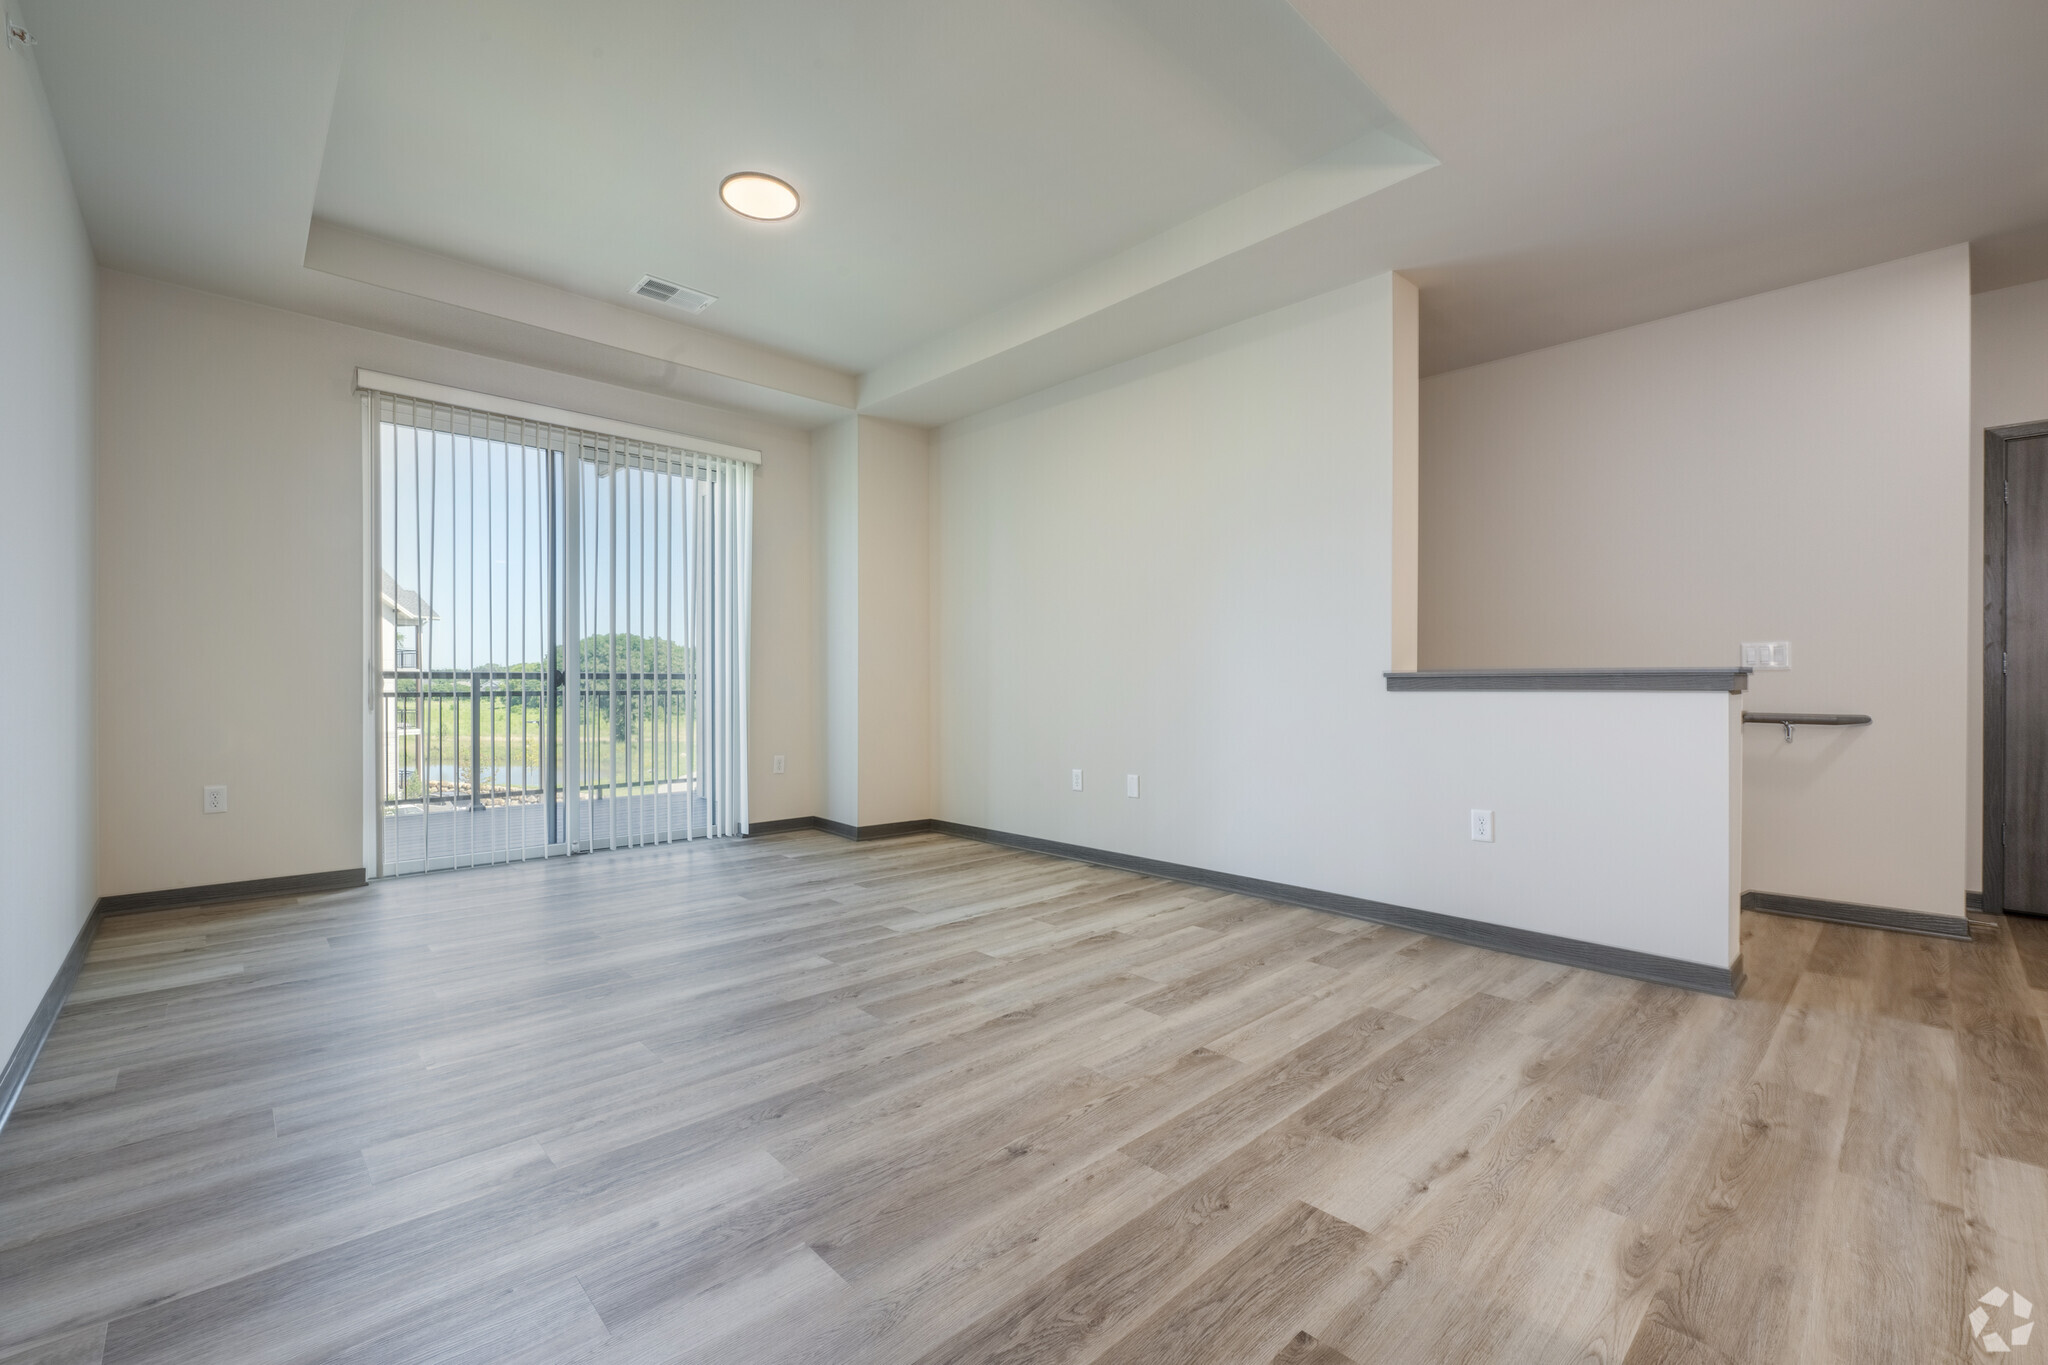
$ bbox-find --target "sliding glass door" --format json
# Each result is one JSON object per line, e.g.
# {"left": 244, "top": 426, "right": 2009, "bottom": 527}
{"left": 567, "top": 433, "right": 749, "bottom": 854}
{"left": 370, "top": 390, "right": 751, "bottom": 877}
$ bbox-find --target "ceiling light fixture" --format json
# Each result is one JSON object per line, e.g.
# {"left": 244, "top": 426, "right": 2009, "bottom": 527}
{"left": 720, "top": 172, "right": 799, "bottom": 222}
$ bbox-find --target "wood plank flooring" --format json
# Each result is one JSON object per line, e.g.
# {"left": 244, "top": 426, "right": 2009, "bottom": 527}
{"left": 1, "top": 830, "right": 2044, "bottom": 1364}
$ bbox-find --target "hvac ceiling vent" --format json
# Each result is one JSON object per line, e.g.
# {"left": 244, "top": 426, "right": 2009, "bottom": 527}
{"left": 633, "top": 275, "right": 717, "bottom": 314}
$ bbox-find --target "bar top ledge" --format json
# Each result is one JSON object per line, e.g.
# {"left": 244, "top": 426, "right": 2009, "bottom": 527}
{"left": 1385, "top": 667, "right": 1751, "bottom": 693}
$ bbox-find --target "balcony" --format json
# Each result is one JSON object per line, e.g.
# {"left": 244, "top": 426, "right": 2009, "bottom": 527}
{"left": 379, "top": 665, "right": 720, "bottom": 872}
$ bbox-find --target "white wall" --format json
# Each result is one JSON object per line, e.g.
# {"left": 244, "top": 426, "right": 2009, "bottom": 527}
{"left": 1372, "top": 692, "right": 1739, "bottom": 966}
{"left": 937, "top": 282, "right": 1396, "bottom": 891}
{"left": 95, "top": 271, "right": 820, "bottom": 897}
{"left": 934, "top": 276, "right": 1739, "bottom": 968}
{"left": 1970, "top": 276, "right": 2048, "bottom": 892}
{"left": 1420, "top": 248, "right": 1972, "bottom": 921}
{"left": 0, "top": 42, "right": 96, "bottom": 1061}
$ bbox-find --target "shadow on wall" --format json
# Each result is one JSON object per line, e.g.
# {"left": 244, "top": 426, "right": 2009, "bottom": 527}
{"left": 1742, "top": 725, "right": 1862, "bottom": 797}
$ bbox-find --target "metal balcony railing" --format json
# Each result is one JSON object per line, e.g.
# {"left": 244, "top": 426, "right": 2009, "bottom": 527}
{"left": 378, "top": 666, "right": 702, "bottom": 813}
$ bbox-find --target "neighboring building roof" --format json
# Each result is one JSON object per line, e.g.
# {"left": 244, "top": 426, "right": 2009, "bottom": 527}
{"left": 381, "top": 570, "right": 438, "bottom": 623}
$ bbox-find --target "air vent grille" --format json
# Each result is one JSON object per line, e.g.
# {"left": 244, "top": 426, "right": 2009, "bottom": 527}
{"left": 633, "top": 275, "right": 716, "bottom": 313}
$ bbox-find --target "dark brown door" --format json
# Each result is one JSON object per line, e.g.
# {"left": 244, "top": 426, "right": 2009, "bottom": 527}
{"left": 2002, "top": 432, "right": 2048, "bottom": 913}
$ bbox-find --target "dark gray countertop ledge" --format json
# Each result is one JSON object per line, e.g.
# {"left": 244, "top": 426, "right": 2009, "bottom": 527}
{"left": 1385, "top": 668, "right": 1751, "bottom": 694}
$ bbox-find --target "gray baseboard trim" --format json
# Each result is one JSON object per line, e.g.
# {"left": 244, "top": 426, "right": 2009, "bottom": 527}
{"left": 1966, "top": 891, "right": 1985, "bottom": 911}
{"left": 1741, "top": 890, "right": 1972, "bottom": 940}
{"left": 96, "top": 867, "right": 367, "bottom": 917}
{"left": 0, "top": 907, "right": 101, "bottom": 1138}
{"left": 750, "top": 817, "right": 935, "bottom": 842}
{"left": 853, "top": 819, "right": 935, "bottom": 841}
{"left": 746, "top": 816, "right": 825, "bottom": 837}
{"left": 931, "top": 820, "right": 1740, "bottom": 996}
{"left": 1386, "top": 667, "right": 1750, "bottom": 693}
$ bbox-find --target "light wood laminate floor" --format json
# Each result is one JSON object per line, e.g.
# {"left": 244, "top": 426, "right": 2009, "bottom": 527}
{"left": 3, "top": 831, "right": 2047, "bottom": 1364}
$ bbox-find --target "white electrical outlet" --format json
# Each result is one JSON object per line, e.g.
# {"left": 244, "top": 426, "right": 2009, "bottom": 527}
{"left": 1740, "top": 641, "right": 1791, "bottom": 671}
{"left": 772, "top": 754, "right": 786, "bottom": 774}
{"left": 1071, "top": 769, "right": 1084, "bottom": 792}
{"left": 204, "top": 785, "right": 228, "bottom": 814}
{"left": 1470, "top": 808, "right": 1493, "bottom": 842}
{"left": 1126, "top": 774, "right": 1140, "bottom": 798}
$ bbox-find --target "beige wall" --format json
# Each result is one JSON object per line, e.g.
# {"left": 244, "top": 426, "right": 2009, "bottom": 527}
{"left": 1974, "top": 277, "right": 2048, "bottom": 430}
{"left": 814, "top": 418, "right": 861, "bottom": 827}
{"left": 810, "top": 415, "right": 933, "bottom": 828}
{"left": 1969, "top": 276, "right": 2048, "bottom": 893}
{"left": 1420, "top": 247, "right": 1972, "bottom": 920}
{"left": 95, "top": 271, "right": 820, "bottom": 897}
{"left": 1, "top": 44, "right": 96, "bottom": 1062}
{"left": 1389, "top": 273, "right": 1421, "bottom": 672}
{"left": 855, "top": 418, "right": 934, "bottom": 826}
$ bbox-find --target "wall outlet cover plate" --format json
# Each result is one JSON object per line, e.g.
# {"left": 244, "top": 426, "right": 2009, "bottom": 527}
{"left": 1740, "top": 641, "right": 1791, "bottom": 670}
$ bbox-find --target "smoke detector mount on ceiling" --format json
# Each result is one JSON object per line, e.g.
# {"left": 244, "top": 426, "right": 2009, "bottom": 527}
{"left": 633, "top": 275, "right": 717, "bottom": 314}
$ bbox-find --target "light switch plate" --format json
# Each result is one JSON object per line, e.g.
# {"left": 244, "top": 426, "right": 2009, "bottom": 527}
{"left": 1126, "top": 774, "right": 1140, "bottom": 798}
{"left": 204, "top": 785, "right": 228, "bottom": 814}
{"left": 1470, "top": 808, "right": 1493, "bottom": 842}
{"left": 1741, "top": 641, "right": 1791, "bottom": 670}
{"left": 1071, "top": 769, "right": 1083, "bottom": 792}
{"left": 772, "top": 754, "right": 786, "bottom": 774}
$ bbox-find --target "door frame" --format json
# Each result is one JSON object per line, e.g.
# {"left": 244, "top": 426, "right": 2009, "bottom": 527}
{"left": 1984, "top": 418, "right": 2048, "bottom": 915}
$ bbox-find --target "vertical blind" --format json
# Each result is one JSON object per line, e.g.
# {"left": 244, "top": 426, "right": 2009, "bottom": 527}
{"left": 367, "top": 387, "right": 754, "bottom": 877}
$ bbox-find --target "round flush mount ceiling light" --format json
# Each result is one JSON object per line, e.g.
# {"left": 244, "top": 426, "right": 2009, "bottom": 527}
{"left": 720, "top": 172, "right": 799, "bottom": 221}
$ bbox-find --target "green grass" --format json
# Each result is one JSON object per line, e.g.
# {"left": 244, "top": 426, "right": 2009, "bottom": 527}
{"left": 384, "top": 695, "right": 698, "bottom": 801}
